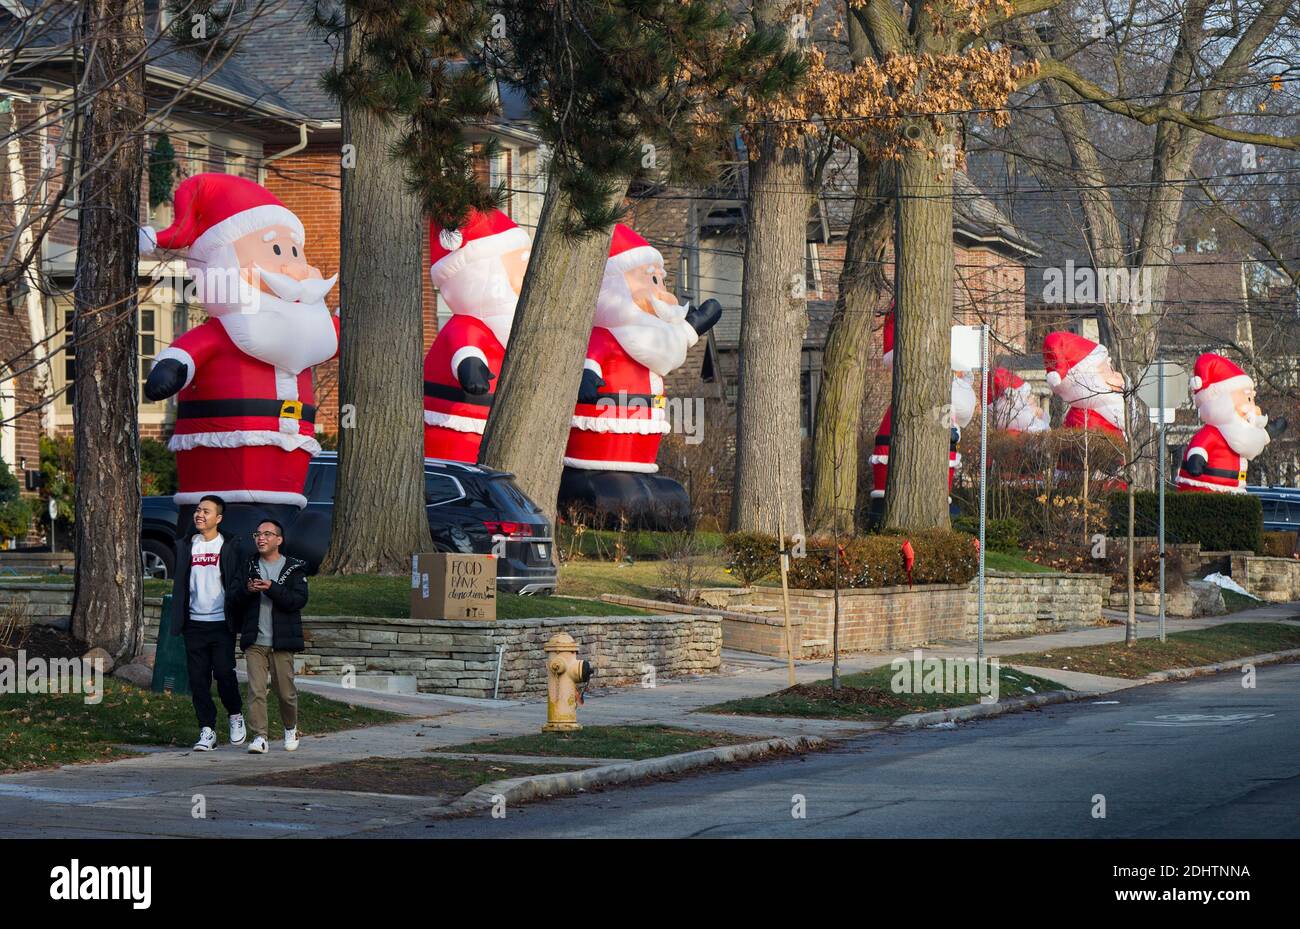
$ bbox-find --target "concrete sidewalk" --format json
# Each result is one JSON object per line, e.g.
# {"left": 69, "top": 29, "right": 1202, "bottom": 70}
{"left": 0, "top": 599, "right": 1294, "bottom": 838}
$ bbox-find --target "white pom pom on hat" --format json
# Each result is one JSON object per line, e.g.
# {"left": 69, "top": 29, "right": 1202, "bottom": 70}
{"left": 1045, "top": 371, "right": 1062, "bottom": 388}
{"left": 439, "top": 228, "right": 464, "bottom": 251}
{"left": 138, "top": 226, "right": 158, "bottom": 254}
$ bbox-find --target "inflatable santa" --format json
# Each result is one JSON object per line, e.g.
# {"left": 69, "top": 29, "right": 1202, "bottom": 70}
{"left": 142, "top": 174, "right": 338, "bottom": 522}
{"left": 1042, "top": 331, "right": 1125, "bottom": 438}
{"left": 870, "top": 312, "right": 978, "bottom": 502}
{"left": 557, "top": 224, "right": 720, "bottom": 527}
{"left": 423, "top": 209, "right": 531, "bottom": 461}
{"left": 1176, "top": 353, "right": 1271, "bottom": 493}
{"left": 986, "top": 367, "right": 1050, "bottom": 433}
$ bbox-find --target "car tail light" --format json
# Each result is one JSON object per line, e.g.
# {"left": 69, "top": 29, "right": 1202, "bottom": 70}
{"left": 484, "top": 520, "right": 533, "bottom": 538}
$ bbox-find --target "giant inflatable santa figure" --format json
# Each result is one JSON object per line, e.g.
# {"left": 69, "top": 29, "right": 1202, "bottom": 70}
{"left": 1176, "top": 353, "right": 1272, "bottom": 493}
{"left": 986, "top": 367, "right": 1050, "bottom": 433}
{"left": 557, "top": 224, "right": 720, "bottom": 526}
{"left": 142, "top": 174, "right": 338, "bottom": 528}
{"left": 869, "top": 311, "right": 978, "bottom": 503}
{"left": 422, "top": 208, "right": 531, "bottom": 461}
{"left": 1042, "top": 331, "right": 1125, "bottom": 438}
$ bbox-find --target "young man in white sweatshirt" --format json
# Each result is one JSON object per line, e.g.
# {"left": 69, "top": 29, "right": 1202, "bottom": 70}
{"left": 169, "top": 495, "right": 246, "bottom": 751}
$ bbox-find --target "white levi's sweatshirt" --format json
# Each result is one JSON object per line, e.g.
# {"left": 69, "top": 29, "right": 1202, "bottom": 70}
{"left": 188, "top": 534, "right": 226, "bottom": 622}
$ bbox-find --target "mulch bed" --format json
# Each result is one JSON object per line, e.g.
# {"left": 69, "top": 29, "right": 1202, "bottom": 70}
{"left": 0, "top": 624, "right": 86, "bottom": 662}
{"left": 777, "top": 683, "right": 922, "bottom": 712}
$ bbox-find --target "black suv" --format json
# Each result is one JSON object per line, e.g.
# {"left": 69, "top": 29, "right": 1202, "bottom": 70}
{"left": 140, "top": 452, "right": 557, "bottom": 595}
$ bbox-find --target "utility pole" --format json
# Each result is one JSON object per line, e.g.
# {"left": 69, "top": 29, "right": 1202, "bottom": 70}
{"left": 1157, "top": 356, "right": 1167, "bottom": 643}
{"left": 978, "top": 323, "right": 988, "bottom": 663}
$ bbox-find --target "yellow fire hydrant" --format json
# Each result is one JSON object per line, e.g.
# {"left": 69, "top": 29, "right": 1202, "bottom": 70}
{"left": 543, "top": 632, "right": 593, "bottom": 732}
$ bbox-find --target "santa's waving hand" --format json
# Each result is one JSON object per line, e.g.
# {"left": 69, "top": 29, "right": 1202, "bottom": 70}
{"left": 141, "top": 174, "right": 339, "bottom": 508}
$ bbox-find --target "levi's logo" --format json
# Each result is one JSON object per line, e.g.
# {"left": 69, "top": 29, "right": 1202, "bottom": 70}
{"left": 191, "top": 553, "right": 220, "bottom": 567}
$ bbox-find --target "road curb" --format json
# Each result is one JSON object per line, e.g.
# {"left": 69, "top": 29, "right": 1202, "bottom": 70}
{"left": 889, "top": 647, "right": 1300, "bottom": 730}
{"left": 889, "top": 690, "right": 1085, "bottom": 729}
{"left": 439, "top": 735, "right": 824, "bottom": 816}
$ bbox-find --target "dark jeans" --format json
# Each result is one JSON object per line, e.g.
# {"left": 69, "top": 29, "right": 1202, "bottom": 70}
{"left": 183, "top": 622, "right": 242, "bottom": 728}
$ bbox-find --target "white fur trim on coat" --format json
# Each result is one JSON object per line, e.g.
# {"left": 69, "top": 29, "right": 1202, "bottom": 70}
{"left": 563, "top": 455, "right": 659, "bottom": 473}
{"left": 450, "top": 346, "right": 489, "bottom": 379}
{"left": 424, "top": 409, "right": 487, "bottom": 434}
{"left": 188, "top": 204, "right": 304, "bottom": 265}
{"left": 569, "top": 414, "right": 670, "bottom": 435}
{"left": 869, "top": 454, "right": 889, "bottom": 465}
{"left": 175, "top": 489, "right": 308, "bottom": 507}
{"left": 1174, "top": 474, "right": 1244, "bottom": 493}
{"left": 1185, "top": 446, "right": 1208, "bottom": 461}
{"left": 430, "top": 226, "right": 531, "bottom": 290}
{"left": 584, "top": 358, "right": 603, "bottom": 377}
{"left": 869, "top": 489, "right": 885, "bottom": 498}
{"left": 168, "top": 430, "right": 321, "bottom": 455}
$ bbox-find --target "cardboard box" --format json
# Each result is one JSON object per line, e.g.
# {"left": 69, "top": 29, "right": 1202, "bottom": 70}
{"left": 411, "top": 553, "right": 497, "bottom": 621}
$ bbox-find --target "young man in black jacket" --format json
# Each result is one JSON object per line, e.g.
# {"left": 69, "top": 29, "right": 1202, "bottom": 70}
{"left": 227, "top": 518, "right": 309, "bottom": 753}
{"left": 170, "top": 495, "right": 246, "bottom": 751}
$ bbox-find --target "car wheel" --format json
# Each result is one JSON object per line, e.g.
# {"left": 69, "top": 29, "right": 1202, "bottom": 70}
{"left": 141, "top": 538, "right": 174, "bottom": 579}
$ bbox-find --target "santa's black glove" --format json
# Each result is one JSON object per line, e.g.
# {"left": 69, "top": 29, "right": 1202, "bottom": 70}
{"left": 577, "top": 367, "right": 605, "bottom": 404}
{"left": 144, "top": 358, "right": 187, "bottom": 401}
{"left": 1267, "top": 416, "right": 1287, "bottom": 439}
{"left": 950, "top": 426, "right": 961, "bottom": 447}
{"left": 684, "top": 298, "right": 722, "bottom": 336}
{"left": 1183, "top": 454, "right": 1206, "bottom": 476}
{"left": 457, "top": 357, "right": 494, "bottom": 395}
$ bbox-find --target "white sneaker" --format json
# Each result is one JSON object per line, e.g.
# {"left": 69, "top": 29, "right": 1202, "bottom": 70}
{"left": 283, "top": 727, "right": 299, "bottom": 752}
{"left": 229, "top": 713, "right": 247, "bottom": 746}
{"left": 247, "top": 736, "right": 268, "bottom": 754}
{"left": 193, "top": 727, "right": 217, "bottom": 752}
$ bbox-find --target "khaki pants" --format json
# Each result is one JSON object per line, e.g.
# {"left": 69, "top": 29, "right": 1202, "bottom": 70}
{"left": 245, "top": 645, "right": 298, "bottom": 740}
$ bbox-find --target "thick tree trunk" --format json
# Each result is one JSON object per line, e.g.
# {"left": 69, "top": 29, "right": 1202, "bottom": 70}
{"left": 883, "top": 130, "right": 953, "bottom": 531}
{"left": 729, "top": 129, "right": 812, "bottom": 536}
{"left": 478, "top": 174, "right": 626, "bottom": 522}
{"left": 808, "top": 155, "right": 892, "bottom": 534}
{"left": 321, "top": 25, "right": 432, "bottom": 574}
{"left": 70, "top": 0, "right": 145, "bottom": 660}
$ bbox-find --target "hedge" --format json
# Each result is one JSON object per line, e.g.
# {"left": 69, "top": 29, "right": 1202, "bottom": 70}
{"left": 1108, "top": 491, "right": 1262, "bottom": 553}
{"left": 726, "top": 528, "right": 978, "bottom": 590}
{"left": 951, "top": 516, "right": 1021, "bottom": 554}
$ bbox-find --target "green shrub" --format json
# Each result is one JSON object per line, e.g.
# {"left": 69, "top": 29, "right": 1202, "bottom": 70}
{"left": 952, "top": 516, "right": 1021, "bottom": 553}
{"left": 39, "top": 435, "right": 75, "bottom": 524}
{"left": 0, "top": 457, "right": 32, "bottom": 540}
{"left": 785, "top": 528, "right": 979, "bottom": 590}
{"left": 1261, "top": 530, "right": 1297, "bottom": 558}
{"left": 723, "top": 531, "right": 779, "bottom": 585}
{"left": 1109, "top": 491, "right": 1262, "bottom": 553}
{"left": 140, "top": 437, "right": 177, "bottom": 496}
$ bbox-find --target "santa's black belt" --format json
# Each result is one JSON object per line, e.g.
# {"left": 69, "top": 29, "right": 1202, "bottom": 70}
{"left": 1199, "top": 465, "right": 1242, "bottom": 479}
{"left": 425, "top": 381, "right": 494, "bottom": 408}
{"left": 176, "top": 399, "right": 316, "bottom": 422}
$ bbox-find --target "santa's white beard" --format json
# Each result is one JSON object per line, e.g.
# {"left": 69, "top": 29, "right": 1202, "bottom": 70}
{"left": 1200, "top": 393, "right": 1270, "bottom": 459}
{"left": 437, "top": 254, "right": 518, "bottom": 347}
{"left": 993, "top": 387, "right": 1050, "bottom": 432}
{"left": 950, "top": 376, "right": 976, "bottom": 429}
{"left": 198, "top": 254, "right": 337, "bottom": 374}
{"left": 596, "top": 271, "right": 697, "bottom": 377}
{"left": 1055, "top": 367, "right": 1125, "bottom": 430}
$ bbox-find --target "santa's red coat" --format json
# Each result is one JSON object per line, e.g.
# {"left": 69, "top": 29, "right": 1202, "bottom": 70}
{"left": 423, "top": 315, "right": 506, "bottom": 462}
{"left": 159, "top": 315, "right": 339, "bottom": 507}
{"left": 1177, "top": 424, "right": 1247, "bottom": 493}
{"left": 564, "top": 328, "right": 670, "bottom": 473}
{"left": 869, "top": 406, "right": 957, "bottom": 498}
{"left": 1063, "top": 406, "right": 1125, "bottom": 438}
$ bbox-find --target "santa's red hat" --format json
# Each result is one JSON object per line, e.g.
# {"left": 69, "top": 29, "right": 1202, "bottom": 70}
{"left": 606, "top": 224, "right": 664, "bottom": 274}
{"left": 1042, "top": 331, "right": 1108, "bottom": 390}
{"left": 882, "top": 306, "right": 895, "bottom": 367}
{"left": 429, "top": 208, "right": 531, "bottom": 290}
{"left": 140, "top": 173, "right": 303, "bottom": 264}
{"left": 986, "top": 367, "right": 1025, "bottom": 404}
{"left": 1190, "top": 352, "right": 1252, "bottom": 405}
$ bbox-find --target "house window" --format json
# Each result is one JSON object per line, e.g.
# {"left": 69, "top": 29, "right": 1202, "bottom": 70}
{"left": 0, "top": 365, "right": 16, "bottom": 470}
{"left": 186, "top": 141, "right": 208, "bottom": 177}
{"left": 806, "top": 243, "right": 821, "bottom": 298}
{"left": 61, "top": 304, "right": 76, "bottom": 407}
{"left": 139, "top": 307, "right": 157, "bottom": 404}
{"left": 226, "top": 151, "right": 246, "bottom": 178}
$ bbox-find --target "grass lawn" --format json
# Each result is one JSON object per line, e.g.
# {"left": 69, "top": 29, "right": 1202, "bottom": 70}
{"left": 702, "top": 664, "right": 1067, "bottom": 721}
{"left": 557, "top": 556, "right": 739, "bottom": 600}
{"left": 1221, "top": 589, "right": 1264, "bottom": 613}
{"left": 984, "top": 550, "right": 1056, "bottom": 573}
{"left": 226, "top": 755, "right": 575, "bottom": 800}
{"left": 126, "top": 575, "right": 649, "bottom": 619}
{"left": 0, "top": 677, "right": 401, "bottom": 773}
{"left": 441, "top": 724, "right": 760, "bottom": 760}
{"left": 557, "top": 528, "right": 725, "bottom": 561}
{"left": 1004, "top": 621, "right": 1300, "bottom": 679}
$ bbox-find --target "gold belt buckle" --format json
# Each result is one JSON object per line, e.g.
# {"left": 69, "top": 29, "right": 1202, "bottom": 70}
{"left": 280, "top": 400, "right": 304, "bottom": 420}
{"left": 653, "top": 395, "right": 666, "bottom": 409}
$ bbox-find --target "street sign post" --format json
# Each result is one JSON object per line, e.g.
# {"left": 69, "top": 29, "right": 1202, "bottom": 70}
{"left": 1137, "top": 360, "right": 1187, "bottom": 643}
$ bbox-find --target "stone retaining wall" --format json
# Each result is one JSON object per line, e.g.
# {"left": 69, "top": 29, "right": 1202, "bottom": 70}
{"left": 0, "top": 583, "right": 164, "bottom": 631}
{"left": 972, "top": 572, "right": 1110, "bottom": 638}
{"left": 1229, "top": 554, "right": 1300, "bottom": 602}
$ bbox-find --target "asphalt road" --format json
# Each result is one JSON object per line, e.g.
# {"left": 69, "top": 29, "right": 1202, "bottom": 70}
{"left": 369, "top": 663, "right": 1300, "bottom": 838}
